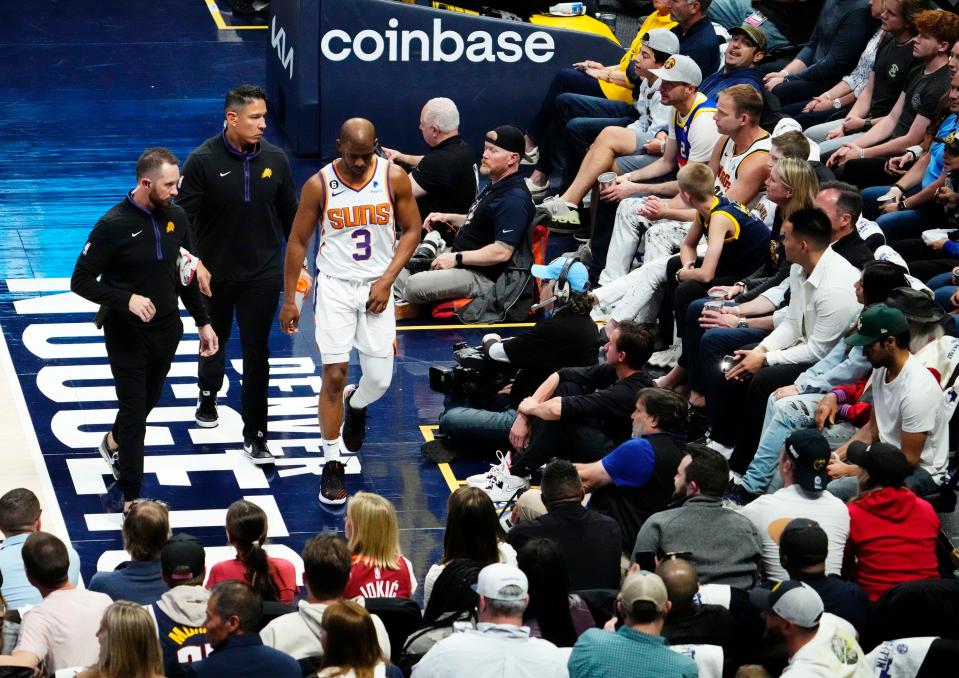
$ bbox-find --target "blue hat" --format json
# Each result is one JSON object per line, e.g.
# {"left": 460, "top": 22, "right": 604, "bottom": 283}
{"left": 530, "top": 257, "right": 589, "bottom": 292}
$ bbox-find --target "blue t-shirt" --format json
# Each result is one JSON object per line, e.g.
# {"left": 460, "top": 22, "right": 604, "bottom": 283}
{"left": 601, "top": 438, "right": 656, "bottom": 488}
{"left": 678, "top": 16, "right": 721, "bottom": 78}
{"left": 700, "top": 67, "right": 763, "bottom": 100}
{"left": 0, "top": 532, "right": 81, "bottom": 608}
{"left": 923, "top": 114, "right": 959, "bottom": 188}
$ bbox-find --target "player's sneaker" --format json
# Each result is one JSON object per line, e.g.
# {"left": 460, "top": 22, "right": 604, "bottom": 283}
{"left": 319, "top": 460, "right": 348, "bottom": 505}
{"left": 342, "top": 384, "right": 367, "bottom": 452}
{"left": 98, "top": 433, "right": 120, "bottom": 480}
{"left": 243, "top": 437, "right": 275, "bottom": 465}
{"left": 195, "top": 390, "right": 218, "bottom": 428}
{"left": 467, "top": 450, "right": 513, "bottom": 487}
{"left": 479, "top": 466, "right": 531, "bottom": 504}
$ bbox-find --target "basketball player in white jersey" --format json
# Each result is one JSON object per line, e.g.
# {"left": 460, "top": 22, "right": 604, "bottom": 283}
{"left": 280, "top": 119, "right": 421, "bottom": 504}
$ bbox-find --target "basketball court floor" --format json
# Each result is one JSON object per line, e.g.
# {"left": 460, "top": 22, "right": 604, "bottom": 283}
{"left": 0, "top": 0, "right": 543, "bottom": 596}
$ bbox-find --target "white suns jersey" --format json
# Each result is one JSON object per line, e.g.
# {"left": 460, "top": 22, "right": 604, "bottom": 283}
{"left": 714, "top": 133, "right": 771, "bottom": 200}
{"left": 316, "top": 156, "right": 396, "bottom": 280}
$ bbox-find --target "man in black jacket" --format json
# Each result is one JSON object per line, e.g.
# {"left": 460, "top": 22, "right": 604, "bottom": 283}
{"left": 71, "top": 148, "right": 218, "bottom": 511}
{"left": 177, "top": 84, "right": 298, "bottom": 465}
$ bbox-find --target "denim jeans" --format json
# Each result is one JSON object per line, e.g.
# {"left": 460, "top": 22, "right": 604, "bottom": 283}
{"left": 699, "top": 329, "right": 769, "bottom": 421}
{"left": 2, "top": 621, "right": 20, "bottom": 655}
{"left": 827, "top": 465, "right": 941, "bottom": 502}
{"left": 861, "top": 185, "right": 945, "bottom": 245}
{"left": 555, "top": 92, "right": 637, "bottom": 182}
{"left": 438, "top": 391, "right": 516, "bottom": 450}
{"left": 681, "top": 298, "right": 765, "bottom": 392}
{"left": 741, "top": 393, "right": 856, "bottom": 494}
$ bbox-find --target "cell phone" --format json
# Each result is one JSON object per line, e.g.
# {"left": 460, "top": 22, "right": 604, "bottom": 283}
{"left": 720, "top": 354, "right": 737, "bottom": 373}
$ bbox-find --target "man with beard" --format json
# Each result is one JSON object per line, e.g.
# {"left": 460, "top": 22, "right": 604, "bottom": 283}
{"left": 281, "top": 118, "right": 422, "bottom": 505}
{"left": 71, "top": 148, "right": 218, "bottom": 512}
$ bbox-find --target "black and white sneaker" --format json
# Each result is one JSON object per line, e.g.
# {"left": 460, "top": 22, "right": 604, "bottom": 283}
{"left": 195, "top": 390, "right": 218, "bottom": 428}
{"left": 98, "top": 434, "right": 120, "bottom": 480}
{"left": 342, "top": 384, "right": 367, "bottom": 452}
{"left": 319, "top": 460, "right": 348, "bottom": 505}
{"left": 243, "top": 437, "right": 275, "bottom": 465}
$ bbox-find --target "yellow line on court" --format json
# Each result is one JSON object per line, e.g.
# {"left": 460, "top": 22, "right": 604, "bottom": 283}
{"left": 204, "top": 0, "right": 269, "bottom": 30}
{"left": 419, "top": 425, "right": 464, "bottom": 494}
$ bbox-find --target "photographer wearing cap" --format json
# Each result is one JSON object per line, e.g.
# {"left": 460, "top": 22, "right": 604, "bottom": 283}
{"left": 412, "top": 563, "right": 568, "bottom": 677}
{"left": 569, "top": 572, "right": 697, "bottom": 678}
{"left": 425, "top": 257, "right": 599, "bottom": 464}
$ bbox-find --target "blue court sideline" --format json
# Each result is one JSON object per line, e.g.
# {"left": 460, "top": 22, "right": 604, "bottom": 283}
{"left": 0, "top": 0, "right": 538, "bottom": 594}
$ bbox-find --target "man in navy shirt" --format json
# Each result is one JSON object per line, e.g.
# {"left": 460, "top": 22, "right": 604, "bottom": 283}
{"left": 673, "top": 0, "right": 722, "bottom": 78}
{"left": 186, "top": 581, "right": 299, "bottom": 677}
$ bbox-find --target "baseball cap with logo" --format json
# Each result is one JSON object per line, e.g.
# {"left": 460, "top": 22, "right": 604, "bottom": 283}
{"left": 531, "top": 257, "right": 589, "bottom": 292}
{"left": 750, "top": 580, "right": 824, "bottom": 628}
{"left": 650, "top": 54, "right": 702, "bottom": 87}
{"left": 729, "top": 24, "right": 767, "bottom": 51}
{"left": 845, "top": 303, "right": 909, "bottom": 346}
{"left": 620, "top": 572, "right": 668, "bottom": 613}
{"left": 779, "top": 518, "right": 829, "bottom": 569}
{"left": 933, "top": 131, "right": 959, "bottom": 155}
{"left": 846, "top": 440, "right": 913, "bottom": 486}
{"left": 161, "top": 533, "right": 206, "bottom": 582}
{"left": 642, "top": 28, "right": 680, "bottom": 56}
{"left": 784, "top": 429, "right": 831, "bottom": 493}
{"left": 472, "top": 563, "right": 528, "bottom": 601}
{"left": 485, "top": 125, "right": 525, "bottom": 156}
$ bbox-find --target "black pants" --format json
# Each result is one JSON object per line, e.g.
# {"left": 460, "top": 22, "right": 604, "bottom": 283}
{"left": 104, "top": 312, "right": 183, "bottom": 501}
{"left": 514, "top": 380, "right": 616, "bottom": 475}
{"left": 726, "top": 361, "right": 813, "bottom": 474}
{"left": 895, "top": 238, "right": 959, "bottom": 282}
{"left": 198, "top": 277, "right": 281, "bottom": 440}
{"left": 661, "top": 256, "right": 738, "bottom": 345}
{"left": 836, "top": 157, "right": 893, "bottom": 190}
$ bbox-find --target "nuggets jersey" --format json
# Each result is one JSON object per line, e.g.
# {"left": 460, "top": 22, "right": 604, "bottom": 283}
{"left": 674, "top": 93, "right": 717, "bottom": 167}
{"left": 715, "top": 133, "right": 771, "bottom": 197}
{"left": 317, "top": 156, "right": 395, "bottom": 280}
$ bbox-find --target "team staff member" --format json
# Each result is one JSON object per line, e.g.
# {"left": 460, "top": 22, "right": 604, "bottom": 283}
{"left": 71, "top": 148, "right": 218, "bottom": 512}
{"left": 177, "top": 84, "right": 298, "bottom": 464}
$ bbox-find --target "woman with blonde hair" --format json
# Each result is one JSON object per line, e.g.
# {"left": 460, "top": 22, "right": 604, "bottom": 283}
{"left": 206, "top": 499, "right": 297, "bottom": 603}
{"left": 343, "top": 492, "right": 416, "bottom": 599}
{"left": 658, "top": 156, "right": 820, "bottom": 401}
{"left": 76, "top": 601, "right": 164, "bottom": 678}
{"left": 314, "top": 601, "right": 388, "bottom": 678}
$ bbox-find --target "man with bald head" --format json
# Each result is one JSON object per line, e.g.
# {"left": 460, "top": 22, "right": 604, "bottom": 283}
{"left": 281, "top": 118, "right": 421, "bottom": 505}
{"left": 178, "top": 84, "right": 298, "bottom": 465}
{"left": 656, "top": 557, "right": 739, "bottom": 665}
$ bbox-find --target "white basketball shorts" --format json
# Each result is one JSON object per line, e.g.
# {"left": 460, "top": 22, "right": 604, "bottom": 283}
{"left": 313, "top": 274, "right": 396, "bottom": 364}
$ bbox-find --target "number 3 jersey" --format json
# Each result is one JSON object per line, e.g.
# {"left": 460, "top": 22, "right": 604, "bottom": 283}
{"left": 316, "top": 156, "right": 396, "bottom": 281}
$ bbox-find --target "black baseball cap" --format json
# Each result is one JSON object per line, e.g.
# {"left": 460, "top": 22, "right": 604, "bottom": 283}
{"left": 779, "top": 518, "right": 828, "bottom": 568}
{"left": 161, "top": 533, "right": 206, "bottom": 581}
{"left": 847, "top": 441, "right": 913, "bottom": 486}
{"left": 485, "top": 125, "right": 525, "bottom": 156}
{"left": 784, "top": 429, "right": 831, "bottom": 493}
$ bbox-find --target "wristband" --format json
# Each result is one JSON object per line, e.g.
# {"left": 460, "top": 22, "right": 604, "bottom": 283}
{"left": 455, "top": 252, "right": 464, "bottom": 268}
{"left": 737, "top": 317, "right": 749, "bottom": 329}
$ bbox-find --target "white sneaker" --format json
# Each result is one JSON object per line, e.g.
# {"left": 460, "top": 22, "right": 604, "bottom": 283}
{"left": 704, "top": 437, "right": 734, "bottom": 459}
{"left": 521, "top": 146, "right": 540, "bottom": 166}
{"left": 648, "top": 344, "right": 681, "bottom": 368}
{"left": 524, "top": 177, "right": 549, "bottom": 195}
{"left": 480, "top": 467, "right": 531, "bottom": 503}
{"left": 467, "top": 450, "right": 512, "bottom": 487}
{"left": 540, "top": 195, "right": 574, "bottom": 218}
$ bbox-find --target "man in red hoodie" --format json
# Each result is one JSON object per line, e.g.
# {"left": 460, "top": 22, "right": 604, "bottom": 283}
{"left": 844, "top": 441, "right": 940, "bottom": 602}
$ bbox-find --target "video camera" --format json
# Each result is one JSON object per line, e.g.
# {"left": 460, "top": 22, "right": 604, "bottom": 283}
{"left": 428, "top": 341, "right": 517, "bottom": 407}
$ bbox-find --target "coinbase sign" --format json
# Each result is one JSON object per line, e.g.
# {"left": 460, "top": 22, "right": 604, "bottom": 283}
{"left": 320, "top": 18, "right": 556, "bottom": 63}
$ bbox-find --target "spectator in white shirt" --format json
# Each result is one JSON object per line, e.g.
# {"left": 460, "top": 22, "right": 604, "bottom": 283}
{"left": 705, "top": 207, "right": 862, "bottom": 463}
{"left": 739, "top": 430, "right": 850, "bottom": 581}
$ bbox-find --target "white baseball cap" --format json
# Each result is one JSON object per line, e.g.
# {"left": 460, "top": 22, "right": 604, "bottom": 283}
{"left": 750, "top": 580, "right": 824, "bottom": 628}
{"left": 472, "top": 563, "right": 528, "bottom": 601}
{"left": 642, "top": 28, "right": 680, "bottom": 56}
{"left": 649, "top": 54, "right": 702, "bottom": 87}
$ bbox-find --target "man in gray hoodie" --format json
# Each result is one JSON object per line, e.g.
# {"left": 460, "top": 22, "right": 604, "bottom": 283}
{"left": 259, "top": 533, "right": 390, "bottom": 661}
{"left": 148, "top": 533, "right": 213, "bottom": 677}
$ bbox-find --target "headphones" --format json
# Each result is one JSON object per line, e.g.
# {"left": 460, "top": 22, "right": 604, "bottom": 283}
{"left": 553, "top": 257, "right": 580, "bottom": 306}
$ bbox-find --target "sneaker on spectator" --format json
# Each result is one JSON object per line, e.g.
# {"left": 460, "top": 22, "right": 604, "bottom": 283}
{"left": 468, "top": 450, "right": 513, "bottom": 487}
{"left": 480, "top": 467, "right": 531, "bottom": 503}
{"left": 540, "top": 195, "right": 574, "bottom": 217}
{"left": 98, "top": 434, "right": 120, "bottom": 480}
{"left": 524, "top": 177, "right": 550, "bottom": 196}
{"left": 572, "top": 227, "right": 591, "bottom": 243}
{"left": 243, "top": 436, "right": 275, "bottom": 465}
{"left": 319, "top": 460, "right": 348, "bottom": 505}
{"left": 648, "top": 343, "right": 681, "bottom": 368}
{"left": 521, "top": 146, "right": 540, "bottom": 166}
{"left": 342, "top": 384, "right": 367, "bottom": 452}
{"left": 195, "top": 390, "right": 218, "bottom": 428}
{"left": 723, "top": 479, "right": 760, "bottom": 507}
{"left": 703, "top": 437, "right": 734, "bottom": 459}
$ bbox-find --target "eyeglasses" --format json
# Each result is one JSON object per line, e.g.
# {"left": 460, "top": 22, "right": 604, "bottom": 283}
{"left": 123, "top": 498, "right": 170, "bottom": 519}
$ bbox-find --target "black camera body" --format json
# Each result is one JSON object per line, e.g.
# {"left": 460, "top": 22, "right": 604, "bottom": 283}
{"left": 429, "top": 341, "right": 516, "bottom": 406}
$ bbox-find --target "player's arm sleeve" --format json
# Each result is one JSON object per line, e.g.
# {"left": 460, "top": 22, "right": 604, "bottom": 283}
{"left": 70, "top": 219, "right": 133, "bottom": 310}
{"left": 275, "top": 154, "right": 299, "bottom": 240}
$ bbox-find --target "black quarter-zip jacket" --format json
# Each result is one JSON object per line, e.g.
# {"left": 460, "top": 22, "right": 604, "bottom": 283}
{"left": 71, "top": 194, "right": 210, "bottom": 325}
{"left": 177, "top": 131, "right": 298, "bottom": 282}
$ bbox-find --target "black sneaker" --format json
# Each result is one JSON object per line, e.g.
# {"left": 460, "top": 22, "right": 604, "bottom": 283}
{"left": 98, "top": 434, "right": 120, "bottom": 480}
{"left": 342, "top": 384, "right": 367, "bottom": 452}
{"left": 195, "top": 391, "right": 218, "bottom": 428}
{"left": 722, "top": 480, "right": 760, "bottom": 507}
{"left": 319, "top": 460, "right": 348, "bottom": 505}
{"left": 243, "top": 437, "right": 275, "bottom": 465}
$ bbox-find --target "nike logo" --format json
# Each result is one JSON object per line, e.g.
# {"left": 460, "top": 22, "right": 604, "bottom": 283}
{"left": 219, "top": 171, "right": 231, "bottom": 177}
{"left": 131, "top": 230, "right": 143, "bottom": 237}
{"left": 502, "top": 229, "right": 514, "bottom": 233}
{"left": 331, "top": 189, "right": 347, "bottom": 197}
